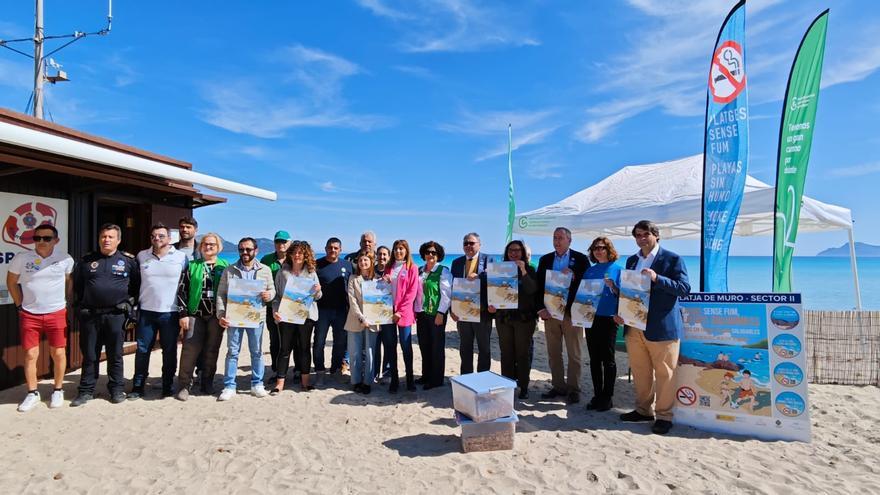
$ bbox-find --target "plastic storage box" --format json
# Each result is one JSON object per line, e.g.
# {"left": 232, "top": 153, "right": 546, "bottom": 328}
{"left": 455, "top": 411, "right": 517, "bottom": 453}
{"left": 451, "top": 371, "right": 516, "bottom": 423}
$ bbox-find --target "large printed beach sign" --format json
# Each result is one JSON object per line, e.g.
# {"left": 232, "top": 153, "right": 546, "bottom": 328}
{"left": 571, "top": 279, "right": 603, "bottom": 328}
{"left": 278, "top": 276, "right": 315, "bottom": 324}
{"left": 543, "top": 270, "right": 572, "bottom": 321}
{"left": 674, "top": 293, "right": 810, "bottom": 442}
{"left": 226, "top": 278, "right": 264, "bottom": 328}
{"left": 486, "top": 261, "right": 518, "bottom": 309}
{"left": 452, "top": 278, "right": 481, "bottom": 323}
{"left": 363, "top": 280, "right": 394, "bottom": 325}
{"left": 618, "top": 270, "right": 650, "bottom": 330}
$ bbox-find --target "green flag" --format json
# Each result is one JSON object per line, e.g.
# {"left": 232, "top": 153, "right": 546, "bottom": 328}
{"left": 505, "top": 124, "right": 515, "bottom": 244}
{"left": 773, "top": 10, "right": 829, "bottom": 292}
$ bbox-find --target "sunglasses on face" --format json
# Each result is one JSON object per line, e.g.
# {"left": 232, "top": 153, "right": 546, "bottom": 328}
{"left": 32, "top": 235, "right": 55, "bottom": 242}
{"left": 425, "top": 250, "right": 438, "bottom": 256}
{"left": 463, "top": 241, "right": 476, "bottom": 246}
{"left": 592, "top": 245, "right": 607, "bottom": 251}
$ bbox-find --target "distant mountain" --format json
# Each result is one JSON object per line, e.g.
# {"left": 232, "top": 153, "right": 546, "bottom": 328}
{"left": 817, "top": 242, "right": 880, "bottom": 257}
{"left": 220, "top": 237, "right": 276, "bottom": 257}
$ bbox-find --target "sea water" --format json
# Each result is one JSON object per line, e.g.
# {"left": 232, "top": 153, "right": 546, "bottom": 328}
{"left": 220, "top": 253, "right": 878, "bottom": 310}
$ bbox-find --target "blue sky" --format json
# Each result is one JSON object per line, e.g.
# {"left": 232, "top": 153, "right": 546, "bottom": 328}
{"left": 1, "top": 0, "right": 878, "bottom": 257}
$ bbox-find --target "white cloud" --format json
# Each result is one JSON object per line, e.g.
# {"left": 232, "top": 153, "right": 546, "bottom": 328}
{"left": 319, "top": 181, "right": 338, "bottom": 193}
{"left": 527, "top": 160, "right": 564, "bottom": 180}
{"left": 822, "top": 22, "right": 880, "bottom": 89}
{"left": 577, "top": 0, "right": 803, "bottom": 142}
{"left": 393, "top": 65, "right": 434, "bottom": 79}
{"left": 829, "top": 162, "right": 880, "bottom": 178}
{"left": 200, "top": 44, "right": 391, "bottom": 137}
{"left": 356, "top": 0, "right": 539, "bottom": 53}
{"left": 438, "top": 108, "right": 559, "bottom": 161}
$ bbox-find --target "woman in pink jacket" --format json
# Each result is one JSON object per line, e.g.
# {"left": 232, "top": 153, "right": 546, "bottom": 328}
{"left": 385, "top": 239, "right": 423, "bottom": 393}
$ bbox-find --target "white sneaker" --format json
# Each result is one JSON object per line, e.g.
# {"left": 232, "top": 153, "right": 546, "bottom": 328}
{"left": 218, "top": 388, "right": 236, "bottom": 401}
{"left": 251, "top": 385, "right": 268, "bottom": 398}
{"left": 49, "top": 390, "right": 64, "bottom": 409}
{"left": 17, "top": 392, "right": 40, "bottom": 412}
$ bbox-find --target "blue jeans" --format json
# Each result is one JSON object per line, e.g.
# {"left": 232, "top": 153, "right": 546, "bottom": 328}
{"left": 313, "top": 308, "right": 348, "bottom": 372}
{"left": 133, "top": 310, "right": 179, "bottom": 391}
{"left": 348, "top": 330, "right": 378, "bottom": 385}
{"left": 398, "top": 325, "right": 413, "bottom": 376}
{"left": 373, "top": 323, "right": 396, "bottom": 379}
{"left": 224, "top": 325, "right": 264, "bottom": 390}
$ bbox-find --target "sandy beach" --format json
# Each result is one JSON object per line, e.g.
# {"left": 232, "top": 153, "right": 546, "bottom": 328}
{"left": 2, "top": 324, "right": 879, "bottom": 494}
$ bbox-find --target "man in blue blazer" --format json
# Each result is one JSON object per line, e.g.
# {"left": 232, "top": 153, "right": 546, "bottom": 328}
{"left": 614, "top": 220, "right": 690, "bottom": 435}
{"left": 535, "top": 227, "right": 590, "bottom": 404}
{"left": 450, "top": 232, "right": 493, "bottom": 374}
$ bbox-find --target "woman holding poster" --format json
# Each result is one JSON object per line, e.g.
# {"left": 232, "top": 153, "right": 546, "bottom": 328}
{"left": 272, "top": 241, "right": 322, "bottom": 394}
{"left": 416, "top": 241, "right": 452, "bottom": 391}
{"left": 488, "top": 240, "right": 538, "bottom": 400}
{"left": 344, "top": 252, "right": 383, "bottom": 394}
{"left": 583, "top": 237, "right": 622, "bottom": 412}
{"left": 384, "top": 240, "right": 423, "bottom": 393}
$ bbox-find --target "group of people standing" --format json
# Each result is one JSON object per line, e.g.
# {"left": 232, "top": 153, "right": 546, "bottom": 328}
{"left": 9, "top": 217, "right": 690, "bottom": 435}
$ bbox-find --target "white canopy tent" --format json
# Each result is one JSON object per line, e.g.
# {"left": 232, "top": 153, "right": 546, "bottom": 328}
{"left": 514, "top": 154, "right": 861, "bottom": 308}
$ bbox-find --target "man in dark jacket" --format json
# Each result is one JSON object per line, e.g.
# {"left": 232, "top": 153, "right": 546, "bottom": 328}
{"left": 536, "top": 227, "right": 590, "bottom": 404}
{"left": 450, "top": 232, "right": 492, "bottom": 374}
{"left": 615, "top": 220, "right": 690, "bottom": 435}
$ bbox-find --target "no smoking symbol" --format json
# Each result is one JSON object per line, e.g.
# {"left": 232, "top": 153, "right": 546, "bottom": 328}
{"left": 709, "top": 40, "right": 746, "bottom": 104}
{"left": 677, "top": 386, "right": 697, "bottom": 406}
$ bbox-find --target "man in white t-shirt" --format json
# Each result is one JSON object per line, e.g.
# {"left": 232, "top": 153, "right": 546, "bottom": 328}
{"left": 128, "top": 223, "right": 188, "bottom": 400}
{"left": 6, "top": 224, "right": 74, "bottom": 412}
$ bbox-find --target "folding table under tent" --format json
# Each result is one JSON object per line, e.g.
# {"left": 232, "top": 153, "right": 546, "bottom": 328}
{"left": 513, "top": 154, "right": 862, "bottom": 309}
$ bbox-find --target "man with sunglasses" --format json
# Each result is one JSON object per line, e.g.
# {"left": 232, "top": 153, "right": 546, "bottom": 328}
{"left": 450, "top": 232, "right": 493, "bottom": 374}
{"left": 215, "top": 237, "right": 275, "bottom": 400}
{"left": 128, "top": 223, "right": 189, "bottom": 400}
{"left": 71, "top": 223, "right": 140, "bottom": 407}
{"left": 7, "top": 224, "right": 74, "bottom": 412}
{"left": 260, "top": 230, "right": 291, "bottom": 383}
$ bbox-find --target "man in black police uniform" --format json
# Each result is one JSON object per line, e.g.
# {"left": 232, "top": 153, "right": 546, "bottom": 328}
{"left": 71, "top": 223, "right": 140, "bottom": 407}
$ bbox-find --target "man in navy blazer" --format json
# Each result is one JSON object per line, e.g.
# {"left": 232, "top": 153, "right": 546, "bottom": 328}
{"left": 614, "top": 220, "right": 690, "bottom": 435}
{"left": 535, "top": 227, "right": 590, "bottom": 404}
{"left": 450, "top": 232, "right": 493, "bottom": 374}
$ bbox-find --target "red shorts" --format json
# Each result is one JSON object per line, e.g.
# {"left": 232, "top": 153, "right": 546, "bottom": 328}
{"left": 19, "top": 308, "right": 68, "bottom": 350}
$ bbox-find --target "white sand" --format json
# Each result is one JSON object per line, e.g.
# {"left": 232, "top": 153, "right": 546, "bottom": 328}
{"left": 2, "top": 324, "right": 879, "bottom": 494}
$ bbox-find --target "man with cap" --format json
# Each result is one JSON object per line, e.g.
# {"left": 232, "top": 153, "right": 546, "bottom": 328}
{"left": 261, "top": 230, "right": 291, "bottom": 382}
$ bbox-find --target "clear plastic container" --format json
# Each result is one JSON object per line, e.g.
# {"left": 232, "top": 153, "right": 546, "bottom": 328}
{"left": 455, "top": 411, "right": 517, "bottom": 453}
{"left": 451, "top": 371, "right": 516, "bottom": 423}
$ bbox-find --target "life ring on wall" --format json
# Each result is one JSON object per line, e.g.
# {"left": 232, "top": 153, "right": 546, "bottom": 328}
{"left": 2, "top": 201, "right": 58, "bottom": 250}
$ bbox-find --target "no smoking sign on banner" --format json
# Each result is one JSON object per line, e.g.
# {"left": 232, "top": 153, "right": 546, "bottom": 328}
{"left": 710, "top": 40, "right": 746, "bottom": 104}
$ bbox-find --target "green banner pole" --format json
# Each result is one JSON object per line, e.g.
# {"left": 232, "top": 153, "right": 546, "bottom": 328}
{"left": 773, "top": 10, "right": 829, "bottom": 292}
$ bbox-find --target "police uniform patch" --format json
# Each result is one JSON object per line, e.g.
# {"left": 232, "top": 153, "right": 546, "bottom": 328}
{"left": 90, "top": 261, "right": 99, "bottom": 269}
{"left": 117, "top": 260, "right": 125, "bottom": 266}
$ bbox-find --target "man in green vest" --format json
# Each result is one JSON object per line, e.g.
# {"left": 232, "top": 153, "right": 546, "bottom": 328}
{"left": 174, "top": 232, "right": 229, "bottom": 400}
{"left": 261, "top": 230, "right": 291, "bottom": 382}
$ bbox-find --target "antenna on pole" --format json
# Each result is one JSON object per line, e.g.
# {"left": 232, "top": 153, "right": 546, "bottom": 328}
{"left": 1, "top": 0, "right": 113, "bottom": 119}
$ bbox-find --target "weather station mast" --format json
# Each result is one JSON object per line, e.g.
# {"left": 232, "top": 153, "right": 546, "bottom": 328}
{"left": 0, "top": 0, "right": 113, "bottom": 120}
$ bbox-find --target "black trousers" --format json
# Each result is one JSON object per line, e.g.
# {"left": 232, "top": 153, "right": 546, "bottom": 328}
{"left": 266, "top": 308, "right": 281, "bottom": 374}
{"left": 496, "top": 317, "right": 536, "bottom": 390}
{"left": 78, "top": 311, "right": 126, "bottom": 395}
{"left": 457, "top": 320, "right": 492, "bottom": 374}
{"left": 278, "top": 320, "right": 315, "bottom": 377}
{"left": 417, "top": 312, "right": 447, "bottom": 387}
{"left": 585, "top": 315, "right": 618, "bottom": 400}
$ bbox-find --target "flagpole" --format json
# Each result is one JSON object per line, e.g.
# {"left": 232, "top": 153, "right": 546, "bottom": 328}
{"left": 505, "top": 124, "right": 515, "bottom": 244}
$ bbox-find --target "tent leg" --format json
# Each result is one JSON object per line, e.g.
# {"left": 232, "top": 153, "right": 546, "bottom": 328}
{"left": 848, "top": 227, "right": 862, "bottom": 310}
